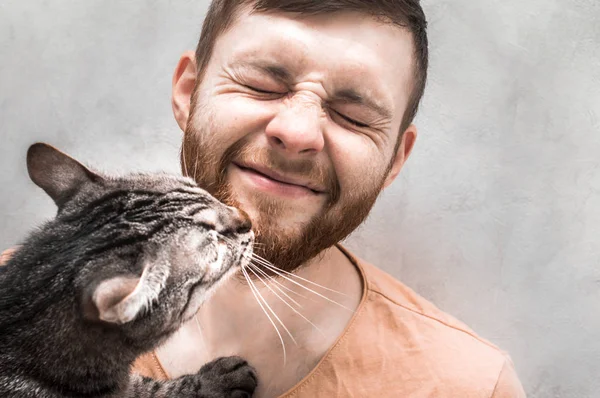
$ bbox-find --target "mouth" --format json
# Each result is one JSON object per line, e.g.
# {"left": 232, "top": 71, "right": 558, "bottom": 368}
{"left": 232, "top": 163, "right": 325, "bottom": 197}
{"left": 240, "top": 240, "right": 254, "bottom": 269}
{"left": 210, "top": 240, "right": 228, "bottom": 272}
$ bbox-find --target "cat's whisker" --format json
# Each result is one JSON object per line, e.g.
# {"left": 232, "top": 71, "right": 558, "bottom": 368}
{"left": 245, "top": 271, "right": 297, "bottom": 346}
{"left": 243, "top": 258, "right": 309, "bottom": 301}
{"left": 245, "top": 265, "right": 303, "bottom": 317}
{"left": 248, "top": 263, "right": 308, "bottom": 301}
{"left": 250, "top": 259, "right": 354, "bottom": 313}
{"left": 193, "top": 314, "right": 207, "bottom": 358}
{"left": 241, "top": 266, "right": 288, "bottom": 366}
{"left": 247, "top": 263, "right": 304, "bottom": 309}
{"left": 216, "top": 225, "right": 351, "bottom": 310}
{"left": 250, "top": 253, "right": 350, "bottom": 297}
{"left": 246, "top": 264, "right": 327, "bottom": 338}
{"left": 241, "top": 267, "right": 299, "bottom": 362}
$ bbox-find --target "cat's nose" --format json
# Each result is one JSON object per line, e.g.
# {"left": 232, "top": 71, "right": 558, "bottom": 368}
{"left": 233, "top": 208, "right": 252, "bottom": 234}
{"left": 220, "top": 206, "right": 252, "bottom": 234}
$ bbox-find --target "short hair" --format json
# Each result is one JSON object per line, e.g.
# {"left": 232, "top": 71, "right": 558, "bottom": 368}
{"left": 194, "top": 0, "right": 428, "bottom": 133}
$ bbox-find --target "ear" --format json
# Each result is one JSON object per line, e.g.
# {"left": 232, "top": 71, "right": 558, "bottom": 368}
{"left": 172, "top": 50, "right": 198, "bottom": 132}
{"left": 27, "top": 143, "right": 100, "bottom": 207}
{"left": 84, "top": 256, "right": 170, "bottom": 324}
{"left": 383, "top": 124, "right": 418, "bottom": 189}
{"left": 87, "top": 275, "right": 144, "bottom": 324}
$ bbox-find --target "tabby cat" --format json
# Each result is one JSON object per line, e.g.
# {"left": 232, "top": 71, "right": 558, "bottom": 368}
{"left": 0, "top": 143, "right": 258, "bottom": 397}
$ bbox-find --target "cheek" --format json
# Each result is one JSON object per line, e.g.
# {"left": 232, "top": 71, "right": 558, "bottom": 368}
{"left": 210, "top": 94, "right": 278, "bottom": 138}
{"left": 191, "top": 76, "right": 273, "bottom": 145}
{"left": 327, "top": 131, "right": 389, "bottom": 194}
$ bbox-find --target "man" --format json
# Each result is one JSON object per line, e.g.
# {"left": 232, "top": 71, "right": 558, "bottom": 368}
{"left": 2, "top": 0, "right": 526, "bottom": 397}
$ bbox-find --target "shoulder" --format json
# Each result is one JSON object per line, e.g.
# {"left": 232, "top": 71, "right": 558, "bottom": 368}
{"left": 338, "top": 246, "right": 526, "bottom": 397}
{"left": 491, "top": 358, "right": 527, "bottom": 398}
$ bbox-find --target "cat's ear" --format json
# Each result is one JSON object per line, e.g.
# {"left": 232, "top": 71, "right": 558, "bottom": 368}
{"left": 84, "top": 256, "right": 168, "bottom": 324}
{"left": 85, "top": 275, "right": 145, "bottom": 324}
{"left": 27, "top": 143, "right": 100, "bottom": 207}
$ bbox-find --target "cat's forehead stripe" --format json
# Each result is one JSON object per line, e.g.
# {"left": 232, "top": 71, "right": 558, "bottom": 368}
{"left": 79, "top": 188, "right": 211, "bottom": 212}
{"left": 172, "top": 186, "right": 207, "bottom": 195}
{"left": 75, "top": 189, "right": 161, "bottom": 215}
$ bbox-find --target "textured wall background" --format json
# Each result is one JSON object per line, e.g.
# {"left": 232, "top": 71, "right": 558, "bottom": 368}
{"left": 1, "top": 1, "right": 598, "bottom": 396}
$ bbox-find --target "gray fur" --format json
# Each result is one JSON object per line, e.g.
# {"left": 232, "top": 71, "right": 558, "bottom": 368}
{"left": 0, "top": 143, "right": 257, "bottom": 397}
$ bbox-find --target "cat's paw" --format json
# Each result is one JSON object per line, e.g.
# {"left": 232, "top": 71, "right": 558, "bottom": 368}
{"left": 198, "top": 356, "right": 258, "bottom": 397}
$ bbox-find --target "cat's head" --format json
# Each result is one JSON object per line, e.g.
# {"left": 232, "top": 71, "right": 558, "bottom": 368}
{"left": 26, "top": 143, "right": 253, "bottom": 338}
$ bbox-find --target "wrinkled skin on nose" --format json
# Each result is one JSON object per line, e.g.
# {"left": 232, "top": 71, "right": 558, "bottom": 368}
{"left": 265, "top": 90, "right": 327, "bottom": 155}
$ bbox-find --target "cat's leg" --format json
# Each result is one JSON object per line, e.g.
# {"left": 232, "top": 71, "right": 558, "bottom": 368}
{"left": 126, "top": 356, "right": 258, "bottom": 398}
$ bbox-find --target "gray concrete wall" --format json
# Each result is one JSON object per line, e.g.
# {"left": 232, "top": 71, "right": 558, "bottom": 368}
{"left": 1, "top": 1, "right": 598, "bottom": 396}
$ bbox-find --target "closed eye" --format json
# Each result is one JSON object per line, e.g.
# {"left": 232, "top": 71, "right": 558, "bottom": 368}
{"left": 332, "top": 110, "right": 370, "bottom": 128}
{"left": 243, "top": 84, "right": 285, "bottom": 96}
{"left": 245, "top": 85, "right": 272, "bottom": 93}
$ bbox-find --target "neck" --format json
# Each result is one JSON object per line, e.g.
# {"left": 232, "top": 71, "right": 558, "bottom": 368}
{"left": 156, "top": 244, "right": 363, "bottom": 398}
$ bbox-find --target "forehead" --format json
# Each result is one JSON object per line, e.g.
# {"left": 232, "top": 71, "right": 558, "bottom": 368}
{"left": 211, "top": 10, "right": 416, "bottom": 123}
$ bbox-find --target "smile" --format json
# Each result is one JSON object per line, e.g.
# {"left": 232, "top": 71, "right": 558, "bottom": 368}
{"left": 232, "top": 163, "right": 324, "bottom": 198}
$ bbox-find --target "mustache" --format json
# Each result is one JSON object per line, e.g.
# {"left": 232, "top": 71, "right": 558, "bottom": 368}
{"left": 218, "top": 140, "right": 341, "bottom": 205}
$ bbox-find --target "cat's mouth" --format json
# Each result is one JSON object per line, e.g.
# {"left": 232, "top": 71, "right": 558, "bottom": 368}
{"left": 179, "top": 241, "right": 248, "bottom": 323}
{"left": 209, "top": 240, "right": 228, "bottom": 272}
{"left": 206, "top": 233, "right": 253, "bottom": 284}
{"left": 240, "top": 238, "right": 254, "bottom": 269}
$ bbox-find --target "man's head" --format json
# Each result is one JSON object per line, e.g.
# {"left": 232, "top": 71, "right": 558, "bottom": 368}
{"left": 172, "top": 0, "right": 428, "bottom": 271}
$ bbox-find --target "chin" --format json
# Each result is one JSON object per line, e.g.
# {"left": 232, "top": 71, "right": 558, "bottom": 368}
{"left": 251, "top": 203, "right": 316, "bottom": 231}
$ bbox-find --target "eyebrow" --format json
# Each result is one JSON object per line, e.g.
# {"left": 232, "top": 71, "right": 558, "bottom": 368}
{"left": 231, "top": 60, "right": 393, "bottom": 120}
{"left": 330, "top": 88, "right": 393, "bottom": 120}
{"left": 231, "top": 60, "right": 293, "bottom": 83}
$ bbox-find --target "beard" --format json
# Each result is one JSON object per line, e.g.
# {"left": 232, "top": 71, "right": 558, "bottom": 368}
{"left": 180, "top": 96, "right": 390, "bottom": 273}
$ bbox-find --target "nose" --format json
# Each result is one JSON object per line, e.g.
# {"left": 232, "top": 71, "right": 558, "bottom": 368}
{"left": 265, "top": 93, "right": 325, "bottom": 156}
{"left": 223, "top": 206, "right": 252, "bottom": 234}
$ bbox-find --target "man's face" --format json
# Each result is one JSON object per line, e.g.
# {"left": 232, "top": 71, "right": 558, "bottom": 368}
{"left": 178, "top": 10, "right": 416, "bottom": 271}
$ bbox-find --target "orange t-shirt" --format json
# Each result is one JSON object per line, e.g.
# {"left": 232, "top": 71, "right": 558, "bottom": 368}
{"left": 132, "top": 245, "right": 526, "bottom": 397}
{"left": 1, "top": 245, "right": 525, "bottom": 396}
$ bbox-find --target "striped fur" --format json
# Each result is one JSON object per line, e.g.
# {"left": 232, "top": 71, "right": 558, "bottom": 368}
{"left": 0, "top": 144, "right": 257, "bottom": 397}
